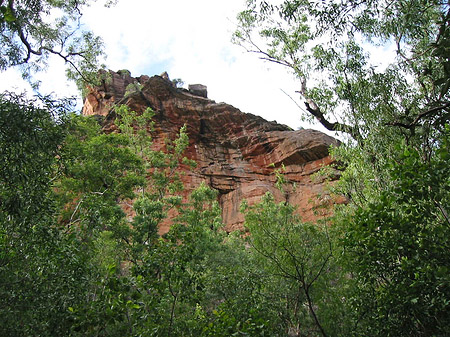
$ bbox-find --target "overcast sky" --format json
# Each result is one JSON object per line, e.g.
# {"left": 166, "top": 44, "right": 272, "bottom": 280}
{"left": 1, "top": 0, "right": 330, "bottom": 132}
{"left": 1, "top": 0, "right": 396, "bottom": 134}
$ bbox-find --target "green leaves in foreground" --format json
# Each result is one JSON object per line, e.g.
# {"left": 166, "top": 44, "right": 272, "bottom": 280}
{"left": 341, "top": 129, "right": 450, "bottom": 336}
{"left": 0, "top": 93, "right": 90, "bottom": 337}
{"left": 242, "top": 193, "right": 349, "bottom": 337}
{"left": 2, "top": 90, "right": 448, "bottom": 336}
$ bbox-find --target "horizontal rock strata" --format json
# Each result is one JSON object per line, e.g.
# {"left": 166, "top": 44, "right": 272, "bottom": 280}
{"left": 83, "top": 70, "right": 343, "bottom": 233}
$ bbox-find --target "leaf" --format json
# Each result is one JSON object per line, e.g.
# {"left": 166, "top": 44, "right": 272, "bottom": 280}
{"left": 0, "top": 6, "right": 16, "bottom": 22}
{"left": 440, "top": 79, "right": 450, "bottom": 98}
{"left": 126, "top": 300, "right": 140, "bottom": 309}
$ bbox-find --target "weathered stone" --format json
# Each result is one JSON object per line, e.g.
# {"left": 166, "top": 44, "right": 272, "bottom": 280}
{"left": 83, "top": 69, "right": 135, "bottom": 116}
{"left": 160, "top": 71, "right": 170, "bottom": 81}
{"left": 188, "top": 84, "right": 208, "bottom": 98}
{"left": 83, "top": 70, "right": 343, "bottom": 233}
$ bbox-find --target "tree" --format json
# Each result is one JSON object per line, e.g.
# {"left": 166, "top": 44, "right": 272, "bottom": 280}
{"left": 0, "top": 0, "right": 115, "bottom": 86}
{"left": 234, "top": 1, "right": 450, "bottom": 199}
{"left": 341, "top": 130, "right": 450, "bottom": 336}
{"left": 0, "top": 92, "right": 93, "bottom": 336}
{"left": 235, "top": 1, "right": 450, "bottom": 335}
{"left": 234, "top": 1, "right": 450, "bottom": 145}
{"left": 242, "top": 192, "right": 349, "bottom": 337}
{"left": 52, "top": 108, "right": 152, "bottom": 336}
{"left": 55, "top": 112, "right": 146, "bottom": 242}
{"left": 130, "top": 183, "right": 225, "bottom": 336}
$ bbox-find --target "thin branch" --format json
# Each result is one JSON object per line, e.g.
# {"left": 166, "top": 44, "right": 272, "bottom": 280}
{"left": 280, "top": 88, "right": 309, "bottom": 115}
{"left": 243, "top": 30, "right": 295, "bottom": 69}
{"left": 249, "top": 239, "right": 298, "bottom": 280}
{"left": 46, "top": 48, "right": 93, "bottom": 83}
{"left": 236, "top": 21, "right": 362, "bottom": 141}
{"left": 258, "top": 55, "right": 293, "bottom": 67}
{"left": 70, "top": 197, "right": 84, "bottom": 224}
{"left": 167, "top": 267, "right": 178, "bottom": 337}
{"left": 386, "top": 102, "right": 450, "bottom": 129}
{"left": 304, "top": 281, "right": 329, "bottom": 337}
{"left": 433, "top": 199, "right": 450, "bottom": 226}
{"left": 8, "top": 0, "right": 94, "bottom": 84}
{"left": 306, "top": 251, "right": 332, "bottom": 290}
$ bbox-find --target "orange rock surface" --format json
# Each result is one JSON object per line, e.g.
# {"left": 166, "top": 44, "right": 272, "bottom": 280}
{"left": 83, "top": 70, "right": 342, "bottom": 233}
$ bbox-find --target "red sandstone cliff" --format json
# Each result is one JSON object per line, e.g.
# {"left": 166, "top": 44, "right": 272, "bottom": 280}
{"left": 83, "top": 70, "right": 342, "bottom": 233}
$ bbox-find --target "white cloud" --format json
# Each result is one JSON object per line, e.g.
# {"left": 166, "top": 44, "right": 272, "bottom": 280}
{"left": 79, "top": 0, "right": 313, "bottom": 130}
{"left": 2, "top": 0, "right": 327, "bottom": 132}
{"left": 0, "top": 69, "right": 33, "bottom": 94}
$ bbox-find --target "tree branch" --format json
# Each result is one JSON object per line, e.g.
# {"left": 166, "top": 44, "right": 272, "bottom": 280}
{"left": 7, "top": 0, "right": 95, "bottom": 84}
{"left": 304, "top": 280, "right": 329, "bottom": 337}
{"left": 386, "top": 102, "right": 450, "bottom": 129}
{"left": 296, "top": 80, "right": 362, "bottom": 141}
{"left": 275, "top": 70, "right": 365, "bottom": 142}
{"left": 433, "top": 198, "right": 450, "bottom": 226}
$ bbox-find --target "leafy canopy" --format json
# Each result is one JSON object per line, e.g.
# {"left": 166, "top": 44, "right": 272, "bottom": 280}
{"left": 234, "top": 0, "right": 450, "bottom": 146}
{"left": 0, "top": 0, "right": 116, "bottom": 87}
{"left": 235, "top": 1, "right": 450, "bottom": 335}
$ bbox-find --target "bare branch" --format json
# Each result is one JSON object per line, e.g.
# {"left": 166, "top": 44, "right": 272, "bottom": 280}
{"left": 70, "top": 197, "right": 84, "bottom": 224}
{"left": 280, "top": 88, "right": 308, "bottom": 115}
{"left": 296, "top": 81, "right": 361, "bottom": 140}
{"left": 43, "top": 47, "right": 93, "bottom": 83}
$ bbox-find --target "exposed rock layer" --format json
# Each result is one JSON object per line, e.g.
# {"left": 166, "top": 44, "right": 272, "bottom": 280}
{"left": 83, "top": 70, "right": 342, "bottom": 233}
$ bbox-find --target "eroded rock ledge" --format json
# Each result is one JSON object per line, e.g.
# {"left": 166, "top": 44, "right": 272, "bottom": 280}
{"left": 83, "top": 70, "right": 343, "bottom": 233}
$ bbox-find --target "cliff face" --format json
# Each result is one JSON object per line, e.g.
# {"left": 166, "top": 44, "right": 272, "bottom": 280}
{"left": 83, "top": 70, "right": 342, "bottom": 233}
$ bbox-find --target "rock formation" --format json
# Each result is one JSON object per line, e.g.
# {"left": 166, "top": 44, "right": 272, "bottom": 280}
{"left": 83, "top": 70, "right": 343, "bottom": 233}
{"left": 188, "top": 84, "right": 208, "bottom": 98}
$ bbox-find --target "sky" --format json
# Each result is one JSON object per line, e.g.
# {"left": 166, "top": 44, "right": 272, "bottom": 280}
{"left": 0, "top": 0, "right": 326, "bottom": 132}
{"left": 0, "top": 0, "right": 395, "bottom": 134}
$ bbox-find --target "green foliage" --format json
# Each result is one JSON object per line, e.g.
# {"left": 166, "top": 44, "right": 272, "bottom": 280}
{"left": 0, "top": 92, "right": 67, "bottom": 219}
{"left": 115, "top": 104, "right": 155, "bottom": 168}
{"left": 52, "top": 105, "right": 263, "bottom": 336}
{"left": 55, "top": 113, "right": 145, "bottom": 242}
{"left": 242, "top": 192, "right": 349, "bottom": 337}
{"left": 7, "top": 90, "right": 447, "bottom": 336}
{"left": 172, "top": 78, "right": 185, "bottom": 88}
{"left": 200, "top": 236, "right": 279, "bottom": 336}
{"left": 339, "top": 130, "right": 450, "bottom": 336}
{"left": 236, "top": 2, "right": 450, "bottom": 334}
{"left": 0, "top": 0, "right": 112, "bottom": 88}
{"left": 4, "top": 1, "right": 450, "bottom": 334}
{"left": 124, "top": 81, "right": 143, "bottom": 97}
{"left": 0, "top": 92, "right": 91, "bottom": 336}
{"left": 122, "top": 183, "right": 230, "bottom": 336}
{"left": 235, "top": 1, "right": 450, "bottom": 151}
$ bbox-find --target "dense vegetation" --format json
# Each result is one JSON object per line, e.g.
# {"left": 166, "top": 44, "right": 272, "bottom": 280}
{"left": 1, "top": 0, "right": 449, "bottom": 336}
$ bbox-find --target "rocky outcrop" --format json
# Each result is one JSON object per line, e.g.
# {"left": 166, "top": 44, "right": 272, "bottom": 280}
{"left": 83, "top": 70, "right": 343, "bottom": 233}
{"left": 188, "top": 84, "right": 208, "bottom": 98}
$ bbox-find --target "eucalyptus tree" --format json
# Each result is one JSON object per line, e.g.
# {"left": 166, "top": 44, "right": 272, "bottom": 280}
{"left": 0, "top": 0, "right": 115, "bottom": 86}
{"left": 234, "top": 0, "right": 450, "bottom": 195}
{"left": 234, "top": 0, "right": 449, "bottom": 145}
{"left": 234, "top": 1, "right": 450, "bottom": 335}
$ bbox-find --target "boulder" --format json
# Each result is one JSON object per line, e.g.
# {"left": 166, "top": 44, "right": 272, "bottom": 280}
{"left": 188, "top": 84, "right": 208, "bottom": 98}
